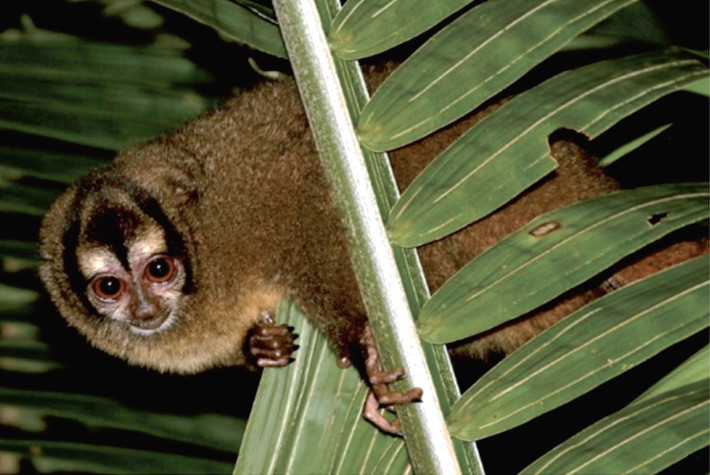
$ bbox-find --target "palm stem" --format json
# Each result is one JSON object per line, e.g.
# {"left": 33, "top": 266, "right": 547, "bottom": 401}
{"left": 272, "top": 0, "right": 482, "bottom": 472}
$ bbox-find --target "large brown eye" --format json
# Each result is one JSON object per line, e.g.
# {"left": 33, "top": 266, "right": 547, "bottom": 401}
{"left": 91, "top": 276, "right": 125, "bottom": 300}
{"left": 145, "top": 257, "right": 176, "bottom": 283}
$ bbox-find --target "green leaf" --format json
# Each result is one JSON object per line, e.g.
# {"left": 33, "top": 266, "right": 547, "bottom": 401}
{"left": 0, "top": 73, "right": 209, "bottom": 127}
{"left": 357, "top": 0, "right": 640, "bottom": 151}
{"left": 417, "top": 183, "right": 709, "bottom": 344}
{"left": 387, "top": 49, "right": 708, "bottom": 247}
{"left": 0, "top": 388, "right": 244, "bottom": 453}
{"left": 0, "top": 302, "right": 35, "bottom": 323}
{"left": 637, "top": 344, "right": 709, "bottom": 403}
{"left": 681, "top": 75, "right": 710, "bottom": 96}
{"left": 597, "top": 122, "right": 672, "bottom": 167}
{"left": 0, "top": 240, "right": 38, "bottom": 263}
{"left": 0, "top": 42, "right": 214, "bottom": 150}
{"left": 0, "top": 439, "right": 233, "bottom": 475}
{"left": 329, "top": 0, "right": 476, "bottom": 60}
{"left": 0, "top": 91, "right": 208, "bottom": 151}
{"left": 521, "top": 381, "right": 709, "bottom": 474}
{"left": 0, "top": 43, "right": 214, "bottom": 86}
{"left": 0, "top": 147, "right": 105, "bottom": 183}
{"left": 0, "top": 340, "right": 53, "bottom": 362}
{"left": 580, "top": 0, "right": 672, "bottom": 46}
{"left": 234, "top": 301, "right": 410, "bottom": 474}
{"left": 0, "top": 178, "right": 60, "bottom": 215}
{"left": 446, "top": 256, "right": 709, "bottom": 440}
{"left": 150, "top": 0, "right": 287, "bottom": 58}
{"left": 0, "top": 284, "right": 39, "bottom": 307}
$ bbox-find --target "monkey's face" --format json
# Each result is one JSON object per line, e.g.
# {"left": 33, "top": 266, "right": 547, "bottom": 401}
{"left": 39, "top": 168, "right": 197, "bottom": 359}
{"left": 78, "top": 224, "right": 186, "bottom": 335}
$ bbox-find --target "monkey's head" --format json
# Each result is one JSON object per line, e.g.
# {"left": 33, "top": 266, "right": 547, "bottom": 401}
{"left": 38, "top": 162, "right": 212, "bottom": 372}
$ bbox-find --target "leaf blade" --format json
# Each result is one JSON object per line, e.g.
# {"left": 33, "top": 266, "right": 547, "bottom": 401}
{"left": 358, "top": 0, "right": 640, "bottom": 151}
{"left": 387, "top": 50, "right": 708, "bottom": 247}
{"left": 329, "top": 0, "right": 477, "bottom": 59}
{"left": 151, "top": 0, "right": 287, "bottom": 58}
{"left": 418, "top": 183, "right": 709, "bottom": 344}
{"left": 521, "top": 381, "right": 709, "bottom": 474}
{"left": 447, "top": 256, "right": 709, "bottom": 440}
{"left": 233, "top": 301, "right": 409, "bottom": 475}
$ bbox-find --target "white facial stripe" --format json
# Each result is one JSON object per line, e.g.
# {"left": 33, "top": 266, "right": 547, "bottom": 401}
{"left": 78, "top": 248, "right": 122, "bottom": 278}
{"left": 128, "top": 224, "right": 167, "bottom": 266}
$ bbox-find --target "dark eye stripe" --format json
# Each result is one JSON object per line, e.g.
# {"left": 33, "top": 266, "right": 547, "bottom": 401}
{"left": 122, "top": 176, "right": 193, "bottom": 293}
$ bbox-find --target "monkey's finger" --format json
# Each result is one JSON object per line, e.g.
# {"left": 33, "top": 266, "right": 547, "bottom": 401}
{"left": 251, "top": 344, "right": 299, "bottom": 359}
{"left": 256, "top": 356, "right": 293, "bottom": 368}
{"left": 251, "top": 334, "right": 298, "bottom": 349}
{"left": 254, "top": 324, "right": 295, "bottom": 337}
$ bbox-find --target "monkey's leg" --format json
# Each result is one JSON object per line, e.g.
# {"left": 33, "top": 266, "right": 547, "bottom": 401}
{"left": 360, "top": 324, "right": 423, "bottom": 435}
{"left": 247, "top": 311, "right": 299, "bottom": 368}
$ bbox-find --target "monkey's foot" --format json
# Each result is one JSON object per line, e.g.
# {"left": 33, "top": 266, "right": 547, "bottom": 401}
{"left": 360, "top": 325, "right": 423, "bottom": 435}
{"left": 248, "top": 311, "right": 298, "bottom": 368}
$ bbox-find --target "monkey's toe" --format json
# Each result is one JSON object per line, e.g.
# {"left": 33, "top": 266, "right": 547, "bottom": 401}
{"left": 359, "top": 324, "right": 422, "bottom": 435}
{"left": 363, "top": 391, "right": 403, "bottom": 435}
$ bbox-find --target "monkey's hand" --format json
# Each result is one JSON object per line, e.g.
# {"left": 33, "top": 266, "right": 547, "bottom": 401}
{"left": 360, "top": 324, "right": 423, "bottom": 435}
{"left": 247, "top": 311, "right": 298, "bottom": 368}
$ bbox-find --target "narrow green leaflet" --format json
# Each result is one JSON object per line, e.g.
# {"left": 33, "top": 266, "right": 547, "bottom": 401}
{"left": 329, "top": 0, "right": 476, "bottom": 60}
{"left": 0, "top": 301, "right": 36, "bottom": 324}
{"left": 387, "top": 49, "right": 708, "bottom": 247}
{"left": 521, "top": 381, "right": 709, "bottom": 474}
{"left": 0, "top": 147, "right": 105, "bottom": 183}
{"left": 446, "top": 257, "right": 709, "bottom": 441}
{"left": 417, "top": 183, "right": 709, "bottom": 344}
{"left": 0, "top": 43, "right": 214, "bottom": 85}
{"left": 637, "top": 344, "right": 709, "bottom": 403}
{"left": 0, "top": 178, "right": 60, "bottom": 215}
{"left": 578, "top": 0, "right": 671, "bottom": 47}
{"left": 357, "top": 0, "right": 639, "bottom": 151}
{"left": 682, "top": 75, "right": 710, "bottom": 96}
{"left": 0, "top": 439, "right": 233, "bottom": 474}
{"left": 151, "top": 0, "right": 287, "bottom": 58}
{"left": 234, "top": 301, "right": 409, "bottom": 475}
{"left": 0, "top": 42, "right": 214, "bottom": 150}
{"left": 0, "top": 89, "right": 208, "bottom": 151}
{"left": 0, "top": 388, "right": 244, "bottom": 453}
{"left": 0, "top": 284, "right": 38, "bottom": 307}
{"left": 1, "top": 73, "right": 209, "bottom": 126}
{"left": 0, "top": 341, "right": 54, "bottom": 363}
{"left": 597, "top": 123, "right": 672, "bottom": 167}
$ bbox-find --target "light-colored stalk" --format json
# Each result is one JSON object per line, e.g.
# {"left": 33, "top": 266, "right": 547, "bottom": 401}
{"left": 272, "top": 0, "right": 482, "bottom": 473}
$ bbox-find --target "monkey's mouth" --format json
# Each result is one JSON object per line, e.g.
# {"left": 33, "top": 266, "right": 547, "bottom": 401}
{"left": 129, "top": 312, "right": 174, "bottom": 333}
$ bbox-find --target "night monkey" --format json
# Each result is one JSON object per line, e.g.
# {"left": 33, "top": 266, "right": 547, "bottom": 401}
{"left": 38, "top": 63, "right": 706, "bottom": 434}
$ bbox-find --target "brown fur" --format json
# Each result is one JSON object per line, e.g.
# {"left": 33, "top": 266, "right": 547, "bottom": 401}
{"left": 39, "top": 66, "right": 707, "bottom": 376}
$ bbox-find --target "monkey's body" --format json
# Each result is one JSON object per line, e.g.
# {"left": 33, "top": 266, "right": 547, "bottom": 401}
{"left": 40, "top": 78, "right": 367, "bottom": 373}
{"left": 39, "top": 69, "right": 706, "bottom": 385}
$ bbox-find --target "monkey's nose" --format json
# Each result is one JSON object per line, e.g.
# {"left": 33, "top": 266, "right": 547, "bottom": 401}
{"left": 129, "top": 294, "right": 167, "bottom": 330}
{"left": 134, "top": 303, "right": 157, "bottom": 320}
{"left": 130, "top": 308, "right": 168, "bottom": 330}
